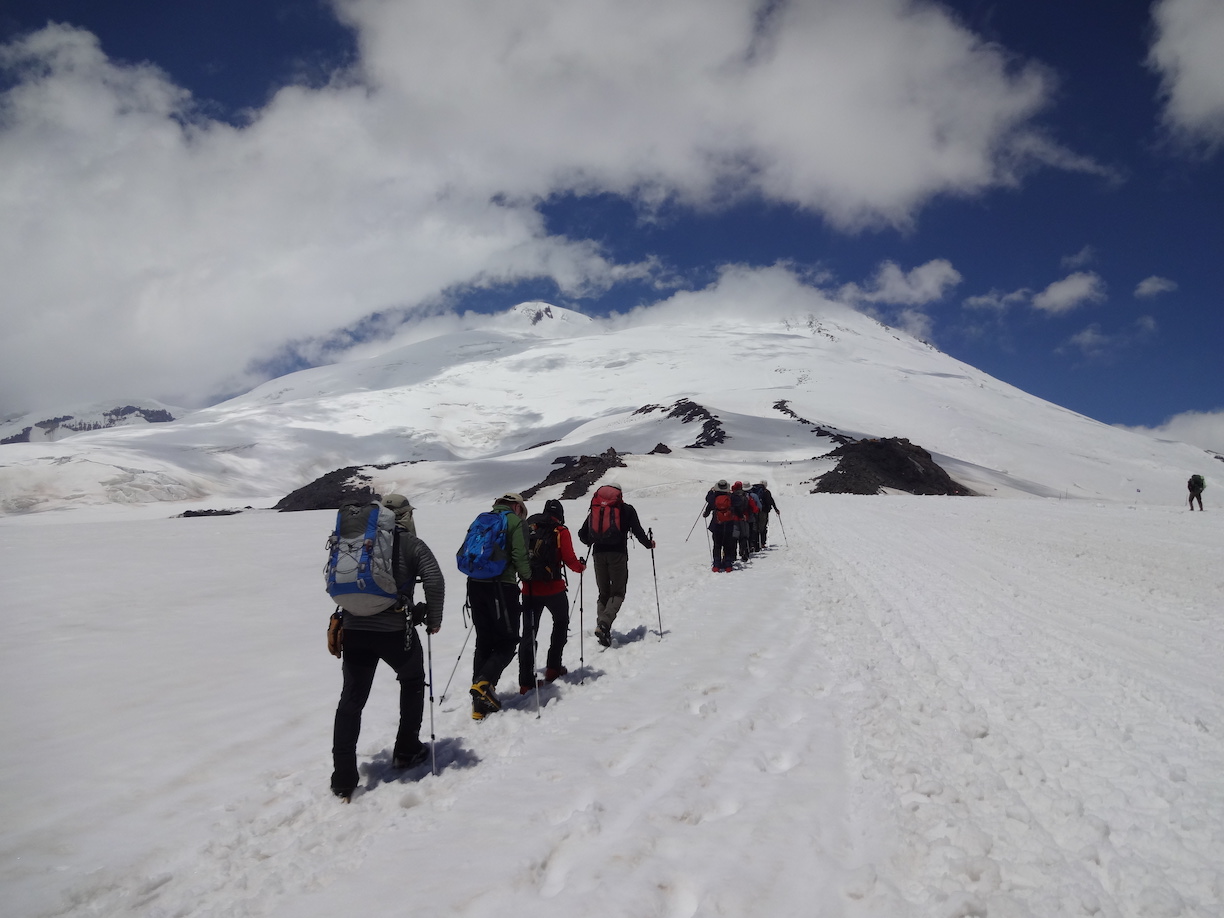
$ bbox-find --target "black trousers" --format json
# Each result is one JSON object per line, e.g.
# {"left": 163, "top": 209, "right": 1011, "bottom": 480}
{"left": 710, "top": 521, "right": 735, "bottom": 569}
{"left": 331, "top": 628, "right": 424, "bottom": 792}
{"left": 519, "top": 591, "right": 571, "bottom": 684}
{"left": 468, "top": 579, "right": 522, "bottom": 688}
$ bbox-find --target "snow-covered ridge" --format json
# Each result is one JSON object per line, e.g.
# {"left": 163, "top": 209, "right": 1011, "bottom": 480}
{"left": 0, "top": 301, "right": 1215, "bottom": 514}
{"left": 0, "top": 398, "right": 184, "bottom": 445}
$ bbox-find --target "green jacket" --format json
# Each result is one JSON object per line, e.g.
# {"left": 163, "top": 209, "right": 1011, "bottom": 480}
{"left": 491, "top": 501, "right": 532, "bottom": 584}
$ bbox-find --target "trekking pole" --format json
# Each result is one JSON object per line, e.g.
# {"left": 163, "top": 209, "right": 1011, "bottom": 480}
{"left": 528, "top": 587, "right": 542, "bottom": 720}
{"left": 684, "top": 507, "right": 705, "bottom": 543}
{"left": 533, "top": 617, "right": 543, "bottom": 719}
{"left": 579, "top": 547, "right": 590, "bottom": 684}
{"left": 648, "top": 528, "right": 663, "bottom": 640}
{"left": 425, "top": 628, "right": 438, "bottom": 776}
{"left": 777, "top": 513, "right": 789, "bottom": 548}
{"left": 439, "top": 602, "right": 474, "bottom": 703}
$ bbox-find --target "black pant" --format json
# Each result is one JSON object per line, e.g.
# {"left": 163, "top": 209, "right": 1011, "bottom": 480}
{"left": 710, "top": 521, "right": 735, "bottom": 569}
{"left": 519, "top": 591, "right": 570, "bottom": 684}
{"left": 331, "top": 628, "right": 423, "bottom": 792}
{"left": 468, "top": 580, "right": 522, "bottom": 688}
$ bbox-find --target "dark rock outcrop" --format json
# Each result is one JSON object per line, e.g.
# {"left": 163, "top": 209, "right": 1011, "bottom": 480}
{"left": 521, "top": 448, "right": 628, "bottom": 500}
{"left": 772, "top": 400, "right": 855, "bottom": 445}
{"left": 635, "top": 399, "right": 727, "bottom": 448}
{"left": 812, "top": 438, "right": 974, "bottom": 496}
{"left": 274, "top": 460, "right": 422, "bottom": 511}
{"left": 275, "top": 466, "right": 378, "bottom": 511}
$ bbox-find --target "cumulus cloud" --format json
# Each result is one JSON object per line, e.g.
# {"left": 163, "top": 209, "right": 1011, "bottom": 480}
{"left": 1148, "top": 0, "right": 1224, "bottom": 151}
{"left": 613, "top": 262, "right": 846, "bottom": 329}
{"left": 1031, "top": 272, "right": 1107, "bottom": 315}
{"left": 0, "top": 1, "right": 1094, "bottom": 414}
{"left": 1135, "top": 275, "right": 1179, "bottom": 297}
{"left": 1058, "top": 316, "right": 1157, "bottom": 360}
{"left": 1121, "top": 408, "right": 1224, "bottom": 453}
{"left": 963, "top": 288, "right": 1031, "bottom": 312}
{"left": 839, "top": 259, "right": 963, "bottom": 306}
{"left": 1061, "top": 245, "right": 1098, "bottom": 269}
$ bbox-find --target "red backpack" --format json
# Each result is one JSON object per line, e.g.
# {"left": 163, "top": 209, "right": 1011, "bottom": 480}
{"left": 714, "top": 493, "right": 733, "bottom": 523}
{"left": 587, "top": 485, "right": 624, "bottom": 545}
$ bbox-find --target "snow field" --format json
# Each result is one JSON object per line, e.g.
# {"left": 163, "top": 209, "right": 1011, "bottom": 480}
{"left": 1, "top": 495, "right": 1222, "bottom": 917}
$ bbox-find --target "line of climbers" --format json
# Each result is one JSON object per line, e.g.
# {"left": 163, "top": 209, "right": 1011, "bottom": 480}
{"left": 700, "top": 479, "right": 781, "bottom": 572}
{"left": 323, "top": 483, "right": 654, "bottom": 800}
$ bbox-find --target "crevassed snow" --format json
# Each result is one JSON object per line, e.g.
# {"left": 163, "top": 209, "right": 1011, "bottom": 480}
{"left": 2, "top": 486, "right": 1221, "bottom": 918}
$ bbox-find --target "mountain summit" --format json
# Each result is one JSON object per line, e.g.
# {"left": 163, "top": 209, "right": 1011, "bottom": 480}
{"left": 0, "top": 301, "right": 1213, "bottom": 514}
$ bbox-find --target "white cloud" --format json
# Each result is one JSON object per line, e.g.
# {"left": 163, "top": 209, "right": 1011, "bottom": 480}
{"left": 1031, "top": 272, "right": 1107, "bottom": 315}
{"left": 1122, "top": 408, "right": 1224, "bottom": 453}
{"left": 839, "top": 259, "right": 963, "bottom": 306}
{"left": 1058, "top": 316, "right": 1157, "bottom": 360}
{"left": 1061, "top": 245, "right": 1097, "bottom": 269}
{"left": 1148, "top": 0, "right": 1224, "bottom": 151}
{"left": 963, "top": 288, "right": 1031, "bottom": 312}
{"left": 613, "top": 263, "right": 845, "bottom": 329}
{"left": 0, "top": 2, "right": 1095, "bottom": 414}
{"left": 894, "top": 308, "right": 936, "bottom": 341}
{"left": 1135, "top": 275, "right": 1179, "bottom": 297}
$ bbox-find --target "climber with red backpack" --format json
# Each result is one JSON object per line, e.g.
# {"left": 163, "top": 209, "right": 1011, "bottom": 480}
{"left": 577, "top": 482, "right": 655, "bottom": 647}
{"left": 701, "top": 479, "right": 736, "bottom": 572}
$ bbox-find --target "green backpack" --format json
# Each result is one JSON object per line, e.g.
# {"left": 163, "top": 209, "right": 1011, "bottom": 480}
{"left": 1190, "top": 474, "right": 1206, "bottom": 491}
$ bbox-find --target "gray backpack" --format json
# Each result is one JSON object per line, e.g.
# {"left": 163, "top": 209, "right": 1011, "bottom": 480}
{"left": 324, "top": 503, "right": 401, "bottom": 615}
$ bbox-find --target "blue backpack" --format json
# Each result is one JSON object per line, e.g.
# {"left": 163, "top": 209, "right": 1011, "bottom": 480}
{"left": 456, "top": 510, "right": 510, "bottom": 579}
{"left": 325, "top": 503, "right": 401, "bottom": 615}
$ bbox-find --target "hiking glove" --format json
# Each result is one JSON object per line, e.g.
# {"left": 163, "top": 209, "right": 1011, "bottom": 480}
{"left": 327, "top": 610, "right": 344, "bottom": 658}
{"left": 411, "top": 602, "right": 428, "bottom": 626}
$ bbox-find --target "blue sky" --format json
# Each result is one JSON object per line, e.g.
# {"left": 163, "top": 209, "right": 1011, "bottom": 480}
{"left": 1, "top": 0, "right": 1221, "bottom": 448}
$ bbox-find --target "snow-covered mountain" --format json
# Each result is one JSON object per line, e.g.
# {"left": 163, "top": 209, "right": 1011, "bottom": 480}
{"left": 3, "top": 300, "right": 1222, "bottom": 918}
{"left": 0, "top": 300, "right": 1215, "bottom": 514}
{"left": 0, "top": 398, "right": 182, "bottom": 445}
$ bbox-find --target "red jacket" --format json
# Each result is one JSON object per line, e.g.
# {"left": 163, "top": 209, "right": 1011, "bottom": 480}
{"left": 521, "top": 523, "right": 586, "bottom": 597}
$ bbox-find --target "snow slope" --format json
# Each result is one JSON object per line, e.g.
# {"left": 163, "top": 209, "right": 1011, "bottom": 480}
{"left": 1, "top": 302, "right": 1216, "bottom": 515}
{"left": 3, "top": 489, "right": 1222, "bottom": 918}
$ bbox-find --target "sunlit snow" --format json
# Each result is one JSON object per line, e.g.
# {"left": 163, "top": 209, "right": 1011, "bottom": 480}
{"left": 1, "top": 303, "right": 1221, "bottom": 917}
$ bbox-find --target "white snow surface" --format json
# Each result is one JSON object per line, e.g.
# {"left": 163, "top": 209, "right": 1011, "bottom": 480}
{"left": 2, "top": 491, "right": 1223, "bottom": 918}
{"left": 2, "top": 302, "right": 1222, "bottom": 916}
{"left": 1, "top": 301, "right": 1216, "bottom": 515}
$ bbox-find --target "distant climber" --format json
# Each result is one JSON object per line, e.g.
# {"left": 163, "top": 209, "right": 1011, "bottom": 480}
{"left": 1188, "top": 474, "right": 1205, "bottom": 511}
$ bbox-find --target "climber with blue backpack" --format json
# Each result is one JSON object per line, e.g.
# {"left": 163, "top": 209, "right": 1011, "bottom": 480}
{"left": 326, "top": 494, "right": 445, "bottom": 801}
{"left": 457, "top": 492, "right": 532, "bottom": 720}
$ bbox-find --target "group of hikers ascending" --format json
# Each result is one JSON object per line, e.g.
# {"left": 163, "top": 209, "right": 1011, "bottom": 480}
{"left": 700, "top": 479, "right": 780, "bottom": 572}
{"left": 323, "top": 483, "right": 654, "bottom": 800}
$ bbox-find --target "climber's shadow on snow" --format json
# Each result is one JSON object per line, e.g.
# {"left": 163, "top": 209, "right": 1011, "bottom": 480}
{"left": 567, "top": 665, "right": 606, "bottom": 685}
{"left": 614, "top": 624, "right": 650, "bottom": 646}
{"left": 364, "top": 737, "right": 480, "bottom": 788}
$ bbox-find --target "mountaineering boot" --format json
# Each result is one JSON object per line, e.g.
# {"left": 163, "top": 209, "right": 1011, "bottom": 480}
{"left": 544, "top": 666, "right": 567, "bottom": 682}
{"left": 470, "top": 680, "right": 501, "bottom": 715}
{"left": 392, "top": 745, "right": 430, "bottom": 769}
{"left": 595, "top": 623, "right": 612, "bottom": 647}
